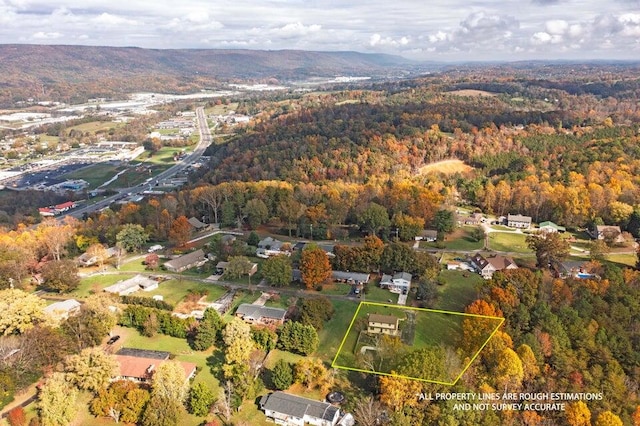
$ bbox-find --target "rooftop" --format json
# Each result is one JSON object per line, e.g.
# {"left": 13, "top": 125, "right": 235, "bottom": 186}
{"left": 259, "top": 391, "right": 339, "bottom": 422}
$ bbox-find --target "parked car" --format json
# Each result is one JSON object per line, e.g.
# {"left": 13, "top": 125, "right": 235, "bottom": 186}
{"left": 148, "top": 244, "right": 163, "bottom": 253}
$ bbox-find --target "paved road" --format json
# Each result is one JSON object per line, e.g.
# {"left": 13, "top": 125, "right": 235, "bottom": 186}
{"left": 63, "top": 107, "right": 214, "bottom": 219}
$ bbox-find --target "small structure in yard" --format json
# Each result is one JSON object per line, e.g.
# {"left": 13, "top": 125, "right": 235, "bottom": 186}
{"left": 235, "top": 303, "right": 287, "bottom": 326}
{"left": 164, "top": 249, "right": 208, "bottom": 272}
{"left": 379, "top": 272, "right": 411, "bottom": 294}
{"left": 259, "top": 391, "right": 341, "bottom": 426}
{"left": 187, "top": 216, "right": 210, "bottom": 231}
{"left": 367, "top": 314, "right": 401, "bottom": 336}
{"left": 538, "top": 221, "right": 566, "bottom": 233}
{"left": 507, "top": 214, "right": 532, "bottom": 229}
{"left": 103, "top": 274, "right": 159, "bottom": 296}
{"left": 43, "top": 299, "right": 81, "bottom": 321}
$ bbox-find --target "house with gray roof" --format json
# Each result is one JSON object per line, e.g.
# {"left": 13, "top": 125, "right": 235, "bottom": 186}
{"left": 507, "top": 214, "right": 532, "bottom": 229}
{"left": 332, "top": 271, "right": 370, "bottom": 285}
{"left": 259, "top": 391, "right": 340, "bottom": 426}
{"left": 256, "top": 237, "right": 289, "bottom": 258}
{"left": 164, "top": 249, "right": 208, "bottom": 272}
{"left": 235, "top": 303, "right": 287, "bottom": 326}
{"left": 380, "top": 272, "right": 411, "bottom": 294}
{"left": 104, "top": 274, "right": 159, "bottom": 296}
{"left": 187, "top": 216, "right": 210, "bottom": 231}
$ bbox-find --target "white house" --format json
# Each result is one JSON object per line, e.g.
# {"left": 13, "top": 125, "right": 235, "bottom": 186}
{"left": 380, "top": 272, "right": 411, "bottom": 294}
{"left": 43, "top": 299, "right": 81, "bottom": 321}
{"left": 104, "top": 274, "right": 159, "bottom": 296}
{"left": 256, "top": 237, "right": 289, "bottom": 258}
{"left": 259, "top": 392, "right": 340, "bottom": 426}
{"left": 507, "top": 214, "right": 532, "bottom": 229}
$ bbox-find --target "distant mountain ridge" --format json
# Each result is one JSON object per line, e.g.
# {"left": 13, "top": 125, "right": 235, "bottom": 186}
{"left": 0, "top": 44, "right": 420, "bottom": 105}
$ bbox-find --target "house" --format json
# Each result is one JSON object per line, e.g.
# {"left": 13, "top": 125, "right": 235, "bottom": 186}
{"left": 77, "top": 246, "right": 119, "bottom": 267}
{"left": 43, "top": 299, "right": 81, "bottom": 321}
{"left": 553, "top": 260, "right": 591, "bottom": 279}
{"left": 164, "top": 249, "right": 208, "bottom": 272}
{"left": 187, "top": 217, "right": 210, "bottom": 231}
{"left": 332, "top": 271, "right": 370, "bottom": 285}
{"left": 538, "top": 221, "right": 566, "bottom": 233}
{"left": 114, "top": 348, "right": 197, "bottom": 383}
{"left": 507, "top": 214, "right": 532, "bottom": 229}
{"left": 38, "top": 207, "right": 56, "bottom": 217}
{"left": 367, "top": 314, "right": 401, "bottom": 336}
{"left": 104, "top": 274, "right": 159, "bottom": 295}
{"left": 380, "top": 272, "right": 411, "bottom": 294}
{"left": 470, "top": 253, "right": 518, "bottom": 279}
{"left": 415, "top": 229, "right": 438, "bottom": 242}
{"left": 54, "top": 201, "right": 76, "bottom": 212}
{"left": 259, "top": 391, "right": 340, "bottom": 426}
{"left": 235, "top": 304, "right": 287, "bottom": 326}
{"left": 256, "top": 237, "right": 289, "bottom": 258}
{"left": 216, "top": 261, "right": 258, "bottom": 276}
{"left": 460, "top": 212, "right": 484, "bottom": 225}
{"left": 593, "top": 225, "right": 624, "bottom": 243}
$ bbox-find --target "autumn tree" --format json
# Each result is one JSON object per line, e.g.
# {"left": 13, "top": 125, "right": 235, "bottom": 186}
{"left": 38, "top": 372, "right": 79, "bottom": 426}
{"left": 62, "top": 293, "right": 117, "bottom": 351}
{"left": 85, "top": 243, "right": 110, "bottom": 270}
{"left": 278, "top": 197, "right": 304, "bottom": 237}
{"left": 379, "top": 242, "right": 416, "bottom": 274}
{"left": 91, "top": 380, "right": 150, "bottom": 424}
{"left": 143, "top": 360, "right": 189, "bottom": 426}
{"left": 461, "top": 299, "right": 503, "bottom": 356}
{"left": 6, "top": 406, "right": 26, "bottom": 426}
{"left": 37, "top": 218, "right": 77, "bottom": 261}
{"left": 493, "top": 347, "right": 524, "bottom": 391}
{"left": 169, "top": 215, "right": 192, "bottom": 247}
{"left": 595, "top": 411, "right": 623, "bottom": 426}
{"left": 64, "top": 347, "right": 118, "bottom": 392}
{"left": 357, "top": 202, "right": 390, "bottom": 236}
{"left": 299, "top": 297, "right": 334, "bottom": 331}
{"left": 40, "top": 259, "right": 80, "bottom": 293}
{"left": 589, "top": 239, "right": 610, "bottom": 261}
{"left": 224, "top": 256, "right": 254, "bottom": 280}
{"left": 222, "top": 318, "right": 254, "bottom": 376}
{"left": 526, "top": 232, "right": 570, "bottom": 268}
{"left": 244, "top": 198, "right": 269, "bottom": 229}
{"left": 293, "top": 358, "right": 330, "bottom": 391}
{"left": 0, "top": 289, "right": 48, "bottom": 335}
{"left": 116, "top": 224, "right": 149, "bottom": 253}
{"left": 565, "top": 401, "right": 591, "bottom": 426}
{"left": 261, "top": 255, "right": 293, "bottom": 287}
{"left": 188, "top": 382, "right": 216, "bottom": 417}
{"left": 378, "top": 373, "right": 422, "bottom": 413}
{"left": 300, "top": 246, "right": 332, "bottom": 290}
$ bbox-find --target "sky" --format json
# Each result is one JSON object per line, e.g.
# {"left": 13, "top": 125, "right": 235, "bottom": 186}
{"left": 1, "top": 0, "right": 640, "bottom": 61}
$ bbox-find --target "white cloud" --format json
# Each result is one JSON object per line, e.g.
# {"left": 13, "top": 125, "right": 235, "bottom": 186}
{"left": 369, "top": 33, "right": 410, "bottom": 47}
{"left": 93, "top": 13, "right": 137, "bottom": 27}
{"left": 31, "top": 31, "right": 62, "bottom": 40}
{"left": 545, "top": 19, "right": 569, "bottom": 35}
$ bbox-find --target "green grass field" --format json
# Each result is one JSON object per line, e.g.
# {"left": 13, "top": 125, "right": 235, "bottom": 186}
{"left": 434, "top": 270, "right": 483, "bottom": 312}
{"left": 142, "top": 279, "right": 228, "bottom": 306}
{"left": 67, "top": 120, "right": 124, "bottom": 134}
{"left": 316, "top": 299, "right": 359, "bottom": 358}
{"left": 60, "top": 163, "right": 124, "bottom": 189}
{"left": 331, "top": 302, "right": 503, "bottom": 384}
{"left": 488, "top": 231, "right": 531, "bottom": 253}
{"left": 205, "top": 102, "right": 239, "bottom": 115}
{"left": 421, "top": 226, "right": 484, "bottom": 251}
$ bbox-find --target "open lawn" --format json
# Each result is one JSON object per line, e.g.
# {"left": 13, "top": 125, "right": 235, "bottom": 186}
{"left": 422, "top": 226, "right": 484, "bottom": 251}
{"left": 364, "top": 283, "right": 398, "bottom": 304}
{"left": 205, "top": 102, "right": 239, "bottom": 115}
{"left": 68, "top": 120, "right": 124, "bottom": 134}
{"left": 418, "top": 159, "right": 473, "bottom": 176}
{"left": 446, "top": 89, "right": 497, "bottom": 97}
{"left": 142, "top": 279, "right": 228, "bottom": 306}
{"left": 434, "top": 270, "right": 483, "bottom": 312}
{"left": 74, "top": 273, "right": 136, "bottom": 297}
{"left": 488, "top": 231, "right": 531, "bottom": 253}
{"left": 60, "top": 163, "right": 123, "bottom": 189}
{"left": 332, "top": 302, "right": 502, "bottom": 384}
{"left": 316, "top": 299, "right": 359, "bottom": 360}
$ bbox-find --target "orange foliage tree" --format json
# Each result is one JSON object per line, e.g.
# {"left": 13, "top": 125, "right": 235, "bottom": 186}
{"left": 300, "top": 247, "right": 332, "bottom": 290}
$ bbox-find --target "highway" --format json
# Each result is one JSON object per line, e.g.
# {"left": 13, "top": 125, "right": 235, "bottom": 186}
{"left": 66, "top": 107, "right": 213, "bottom": 219}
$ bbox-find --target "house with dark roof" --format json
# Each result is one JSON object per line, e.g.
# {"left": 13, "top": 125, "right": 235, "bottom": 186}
{"left": 259, "top": 391, "right": 341, "bottom": 426}
{"left": 507, "top": 214, "right": 532, "bottom": 229}
{"left": 164, "top": 249, "right": 208, "bottom": 272}
{"left": 103, "top": 274, "right": 159, "bottom": 296}
{"left": 235, "top": 304, "right": 287, "bottom": 326}
{"left": 367, "top": 314, "right": 401, "bottom": 336}
{"left": 188, "top": 217, "right": 210, "bottom": 231}
{"left": 415, "top": 229, "right": 438, "bottom": 242}
{"left": 257, "top": 237, "right": 289, "bottom": 258}
{"left": 470, "top": 253, "right": 518, "bottom": 279}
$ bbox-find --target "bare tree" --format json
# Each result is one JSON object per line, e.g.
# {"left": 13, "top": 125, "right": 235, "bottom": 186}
{"left": 353, "top": 395, "right": 387, "bottom": 426}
